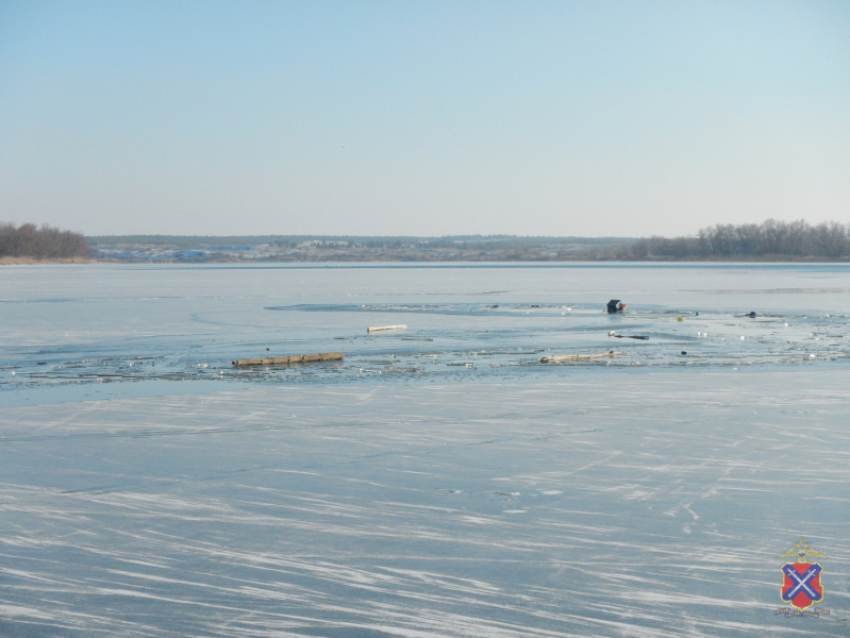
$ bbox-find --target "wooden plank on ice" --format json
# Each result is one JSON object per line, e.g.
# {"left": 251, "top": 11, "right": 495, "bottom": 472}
{"left": 540, "top": 351, "right": 627, "bottom": 363}
{"left": 232, "top": 352, "right": 344, "bottom": 367}
{"left": 367, "top": 324, "right": 407, "bottom": 333}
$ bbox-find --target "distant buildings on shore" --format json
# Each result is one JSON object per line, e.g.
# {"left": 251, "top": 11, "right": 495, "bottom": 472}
{"left": 88, "top": 220, "right": 850, "bottom": 262}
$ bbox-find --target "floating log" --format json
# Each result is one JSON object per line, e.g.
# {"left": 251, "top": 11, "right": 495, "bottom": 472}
{"left": 232, "top": 352, "right": 343, "bottom": 367}
{"left": 367, "top": 324, "right": 407, "bottom": 333}
{"left": 540, "top": 351, "right": 627, "bottom": 363}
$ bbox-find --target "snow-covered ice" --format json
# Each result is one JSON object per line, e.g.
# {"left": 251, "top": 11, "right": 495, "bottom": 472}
{"left": 1, "top": 263, "right": 849, "bottom": 636}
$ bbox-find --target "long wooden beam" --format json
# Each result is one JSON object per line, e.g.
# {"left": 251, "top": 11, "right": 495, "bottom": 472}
{"left": 232, "top": 352, "right": 344, "bottom": 367}
{"left": 540, "top": 351, "right": 626, "bottom": 363}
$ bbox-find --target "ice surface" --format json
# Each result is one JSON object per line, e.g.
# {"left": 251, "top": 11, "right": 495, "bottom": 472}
{"left": 2, "top": 374, "right": 849, "bottom": 636}
{"left": 1, "top": 263, "right": 849, "bottom": 636}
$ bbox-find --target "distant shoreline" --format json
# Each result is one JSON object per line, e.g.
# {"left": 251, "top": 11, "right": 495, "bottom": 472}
{"left": 85, "top": 220, "right": 850, "bottom": 263}
{"left": 5, "top": 255, "right": 849, "bottom": 265}
{"left": 0, "top": 256, "right": 96, "bottom": 265}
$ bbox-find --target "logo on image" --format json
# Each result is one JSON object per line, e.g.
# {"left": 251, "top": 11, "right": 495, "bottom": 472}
{"left": 775, "top": 538, "right": 828, "bottom": 618}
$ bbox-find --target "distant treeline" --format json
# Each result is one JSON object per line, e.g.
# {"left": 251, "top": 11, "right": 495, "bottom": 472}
{"left": 610, "top": 220, "right": 850, "bottom": 260}
{"left": 87, "top": 234, "right": 630, "bottom": 250}
{"left": 69, "top": 220, "right": 850, "bottom": 262}
{"left": 0, "top": 223, "right": 91, "bottom": 259}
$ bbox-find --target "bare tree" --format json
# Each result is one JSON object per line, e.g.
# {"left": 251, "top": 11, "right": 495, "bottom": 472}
{"left": 613, "top": 219, "right": 850, "bottom": 260}
{"left": 0, "top": 222, "right": 91, "bottom": 259}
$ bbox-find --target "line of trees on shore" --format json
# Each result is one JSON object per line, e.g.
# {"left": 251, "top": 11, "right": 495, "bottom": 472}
{"left": 0, "top": 223, "right": 91, "bottom": 259}
{"left": 5, "top": 218, "right": 849, "bottom": 262}
{"left": 609, "top": 219, "right": 850, "bottom": 260}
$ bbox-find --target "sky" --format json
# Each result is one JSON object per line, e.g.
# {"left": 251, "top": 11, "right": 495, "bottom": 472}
{"left": 1, "top": 1, "right": 848, "bottom": 238}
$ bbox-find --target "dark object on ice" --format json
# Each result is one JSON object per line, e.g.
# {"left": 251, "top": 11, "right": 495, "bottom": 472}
{"left": 681, "top": 351, "right": 688, "bottom": 355}
{"left": 748, "top": 311, "right": 757, "bottom": 318}
{"left": 613, "top": 334, "right": 649, "bottom": 340}
{"left": 607, "top": 300, "right": 627, "bottom": 314}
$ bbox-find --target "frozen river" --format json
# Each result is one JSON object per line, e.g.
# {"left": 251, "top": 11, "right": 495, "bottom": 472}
{"left": 1, "top": 263, "right": 849, "bottom": 636}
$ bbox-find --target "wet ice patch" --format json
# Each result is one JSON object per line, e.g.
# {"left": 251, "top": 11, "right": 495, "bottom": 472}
{"left": 4, "top": 301, "right": 850, "bottom": 407}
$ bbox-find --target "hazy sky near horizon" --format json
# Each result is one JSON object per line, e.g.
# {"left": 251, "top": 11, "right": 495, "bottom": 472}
{"left": 1, "top": 1, "right": 848, "bottom": 237}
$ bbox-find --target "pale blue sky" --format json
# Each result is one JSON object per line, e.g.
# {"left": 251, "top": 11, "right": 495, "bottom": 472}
{"left": 1, "top": 1, "right": 848, "bottom": 236}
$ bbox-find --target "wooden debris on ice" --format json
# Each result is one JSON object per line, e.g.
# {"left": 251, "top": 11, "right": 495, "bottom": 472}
{"left": 540, "top": 351, "right": 627, "bottom": 363}
{"left": 232, "top": 352, "right": 344, "bottom": 367}
{"left": 367, "top": 324, "right": 407, "bottom": 333}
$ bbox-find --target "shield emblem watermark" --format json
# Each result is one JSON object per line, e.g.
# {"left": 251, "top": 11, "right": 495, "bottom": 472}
{"left": 781, "top": 561, "right": 823, "bottom": 610}
{"left": 777, "top": 538, "right": 826, "bottom": 614}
